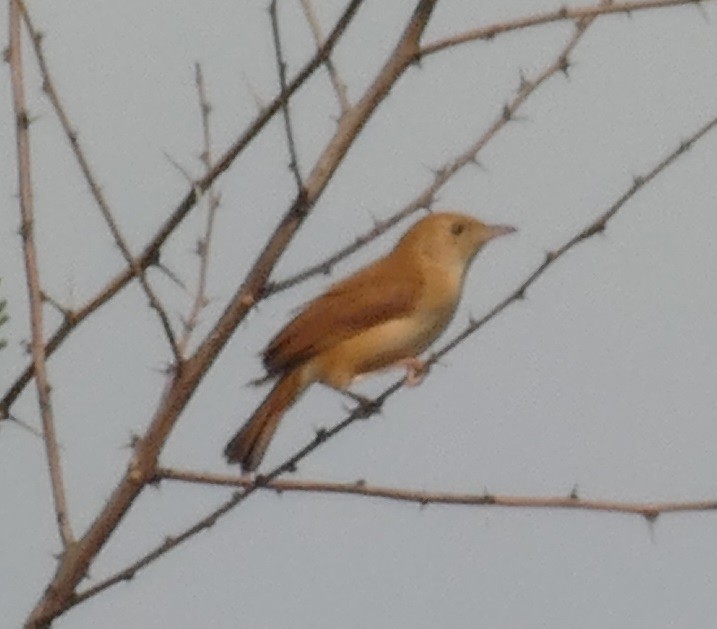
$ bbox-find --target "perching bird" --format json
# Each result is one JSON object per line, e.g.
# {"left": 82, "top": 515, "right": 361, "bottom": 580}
{"left": 224, "top": 211, "right": 516, "bottom": 471}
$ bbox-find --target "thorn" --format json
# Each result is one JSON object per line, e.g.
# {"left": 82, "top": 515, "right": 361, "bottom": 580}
{"left": 427, "top": 165, "right": 447, "bottom": 181}
{"left": 644, "top": 510, "right": 659, "bottom": 543}
{"left": 502, "top": 104, "right": 512, "bottom": 122}
{"left": 314, "top": 427, "right": 328, "bottom": 443}
{"left": 581, "top": 221, "right": 606, "bottom": 239}
{"left": 559, "top": 54, "right": 571, "bottom": 77}
{"left": 518, "top": 69, "right": 532, "bottom": 93}
{"left": 632, "top": 174, "right": 645, "bottom": 188}
{"left": 545, "top": 250, "right": 558, "bottom": 264}
{"left": 157, "top": 361, "right": 177, "bottom": 376}
{"left": 126, "top": 432, "right": 141, "bottom": 450}
{"left": 371, "top": 216, "right": 388, "bottom": 232}
{"left": 355, "top": 478, "right": 366, "bottom": 487}
{"left": 17, "top": 111, "right": 31, "bottom": 129}
{"left": 569, "top": 484, "right": 579, "bottom": 500}
{"left": 643, "top": 509, "right": 659, "bottom": 523}
{"left": 694, "top": 1, "right": 708, "bottom": 21}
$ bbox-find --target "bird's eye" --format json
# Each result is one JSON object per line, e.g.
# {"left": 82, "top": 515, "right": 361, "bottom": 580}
{"left": 451, "top": 222, "right": 465, "bottom": 236}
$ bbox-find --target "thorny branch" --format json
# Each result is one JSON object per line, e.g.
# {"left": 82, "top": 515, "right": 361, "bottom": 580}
{"left": 421, "top": 0, "right": 712, "bottom": 57}
{"left": 156, "top": 467, "right": 717, "bottom": 518}
{"left": 270, "top": 0, "right": 304, "bottom": 190}
{"left": 8, "top": 0, "right": 74, "bottom": 547}
{"left": 177, "top": 64, "right": 222, "bottom": 355}
{"left": 300, "top": 0, "right": 351, "bottom": 115}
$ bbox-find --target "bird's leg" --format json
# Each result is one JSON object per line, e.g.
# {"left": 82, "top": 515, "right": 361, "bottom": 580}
{"left": 323, "top": 380, "right": 374, "bottom": 406}
{"left": 338, "top": 388, "right": 375, "bottom": 406}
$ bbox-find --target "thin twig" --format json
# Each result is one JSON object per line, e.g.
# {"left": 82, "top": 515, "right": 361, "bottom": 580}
{"left": 421, "top": 0, "right": 712, "bottom": 57}
{"left": 156, "top": 467, "right": 717, "bottom": 517}
{"left": 17, "top": 0, "right": 182, "bottom": 364}
{"left": 41, "top": 290, "right": 73, "bottom": 321}
{"left": 300, "top": 0, "right": 351, "bottom": 114}
{"left": 177, "top": 64, "right": 221, "bottom": 354}
{"left": 5, "top": 412, "right": 43, "bottom": 438}
{"left": 8, "top": 0, "right": 74, "bottom": 548}
{"left": 270, "top": 0, "right": 304, "bottom": 190}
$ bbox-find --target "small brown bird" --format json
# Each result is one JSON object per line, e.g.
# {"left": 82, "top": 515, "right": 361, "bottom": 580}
{"left": 224, "top": 212, "right": 516, "bottom": 471}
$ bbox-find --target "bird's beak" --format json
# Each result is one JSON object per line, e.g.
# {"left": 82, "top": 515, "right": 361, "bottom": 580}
{"left": 485, "top": 224, "right": 517, "bottom": 240}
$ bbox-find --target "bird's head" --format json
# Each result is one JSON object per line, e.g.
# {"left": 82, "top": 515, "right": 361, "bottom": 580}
{"left": 396, "top": 211, "right": 516, "bottom": 271}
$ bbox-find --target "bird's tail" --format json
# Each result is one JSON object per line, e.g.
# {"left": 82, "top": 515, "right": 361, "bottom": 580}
{"left": 224, "top": 368, "right": 307, "bottom": 472}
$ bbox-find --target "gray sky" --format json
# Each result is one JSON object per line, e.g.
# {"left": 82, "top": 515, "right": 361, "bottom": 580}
{"left": 2, "top": 1, "right": 717, "bottom": 627}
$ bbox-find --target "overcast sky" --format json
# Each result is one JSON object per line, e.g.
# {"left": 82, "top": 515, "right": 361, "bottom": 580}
{"left": 2, "top": 2, "right": 717, "bottom": 627}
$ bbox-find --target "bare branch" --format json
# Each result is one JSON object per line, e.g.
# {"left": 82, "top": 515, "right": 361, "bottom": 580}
{"left": 300, "top": 0, "right": 351, "bottom": 115}
{"left": 157, "top": 467, "right": 717, "bottom": 517}
{"left": 421, "top": 0, "right": 713, "bottom": 57}
{"left": 8, "top": 0, "right": 73, "bottom": 548}
{"left": 270, "top": 0, "right": 304, "bottom": 190}
{"left": 177, "top": 64, "right": 221, "bottom": 355}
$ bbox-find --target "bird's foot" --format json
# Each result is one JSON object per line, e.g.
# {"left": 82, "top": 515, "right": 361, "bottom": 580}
{"left": 402, "top": 357, "right": 428, "bottom": 386}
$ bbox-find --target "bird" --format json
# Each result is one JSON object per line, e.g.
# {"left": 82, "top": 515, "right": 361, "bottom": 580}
{"left": 224, "top": 211, "right": 516, "bottom": 472}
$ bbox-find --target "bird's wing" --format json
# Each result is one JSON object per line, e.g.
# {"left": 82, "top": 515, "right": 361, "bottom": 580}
{"left": 263, "top": 256, "right": 423, "bottom": 374}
